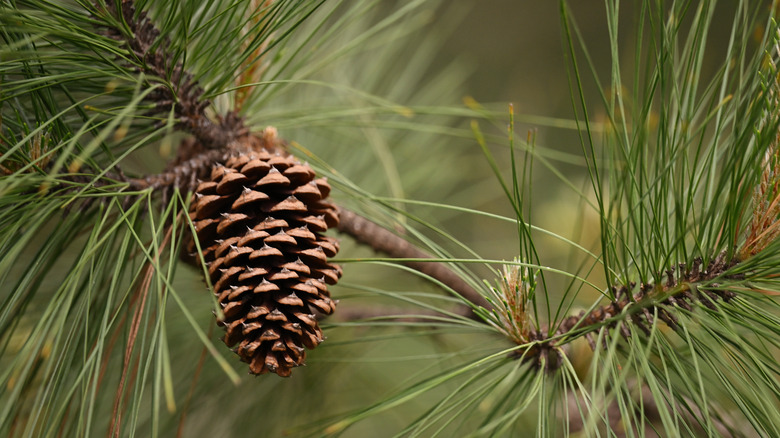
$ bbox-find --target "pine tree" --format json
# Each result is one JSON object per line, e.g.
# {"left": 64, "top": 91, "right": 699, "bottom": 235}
{"left": 2, "top": 1, "right": 780, "bottom": 437}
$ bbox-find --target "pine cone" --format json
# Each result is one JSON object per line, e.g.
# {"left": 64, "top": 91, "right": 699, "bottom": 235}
{"left": 184, "top": 144, "right": 341, "bottom": 377}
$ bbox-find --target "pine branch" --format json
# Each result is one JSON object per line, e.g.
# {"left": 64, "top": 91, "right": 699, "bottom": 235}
{"left": 112, "top": 148, "right": 487, "bottom": 319}
{"left": 63, "top": 2, "right": 489, "bottom": 325}
{"left": 98, "top": 1, "right": 246, "bottom": 148}
{"left": 487, "top": 250, "right": 744, "bottom": 372}
{"left": 335, "top": 206, "right": 488, "bottom": 316}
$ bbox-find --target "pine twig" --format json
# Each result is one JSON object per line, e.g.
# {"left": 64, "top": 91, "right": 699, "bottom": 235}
{"left": 89, "top": 1, "right": 490, "bottom": 327}
{"left": 103, "top": 166, "right": 488, "bottom": 321}
{"left": 335, "top": 206, "right": 489, "bottom": 317}
{"left": 98, "top": 1, "right": 246, "bottom": 148}
{"left": 520, "top": 252, "right": 740, "bottom": 371}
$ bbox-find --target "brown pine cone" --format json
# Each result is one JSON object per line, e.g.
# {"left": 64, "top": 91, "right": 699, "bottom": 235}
{"left": 184, "top": 143, "right": 341, "bottom": 377}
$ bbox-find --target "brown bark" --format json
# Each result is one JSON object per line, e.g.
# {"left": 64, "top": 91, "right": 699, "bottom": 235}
{"left": 335, "top": 207, "right": 489, "bottom": 318}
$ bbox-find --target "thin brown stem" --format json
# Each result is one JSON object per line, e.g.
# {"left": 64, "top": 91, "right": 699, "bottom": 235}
{"left": 108, "top": 221, "right": 176, "bottom": 437}
{"left": 335, "top": 207, "right": 489, "bottom": 317}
